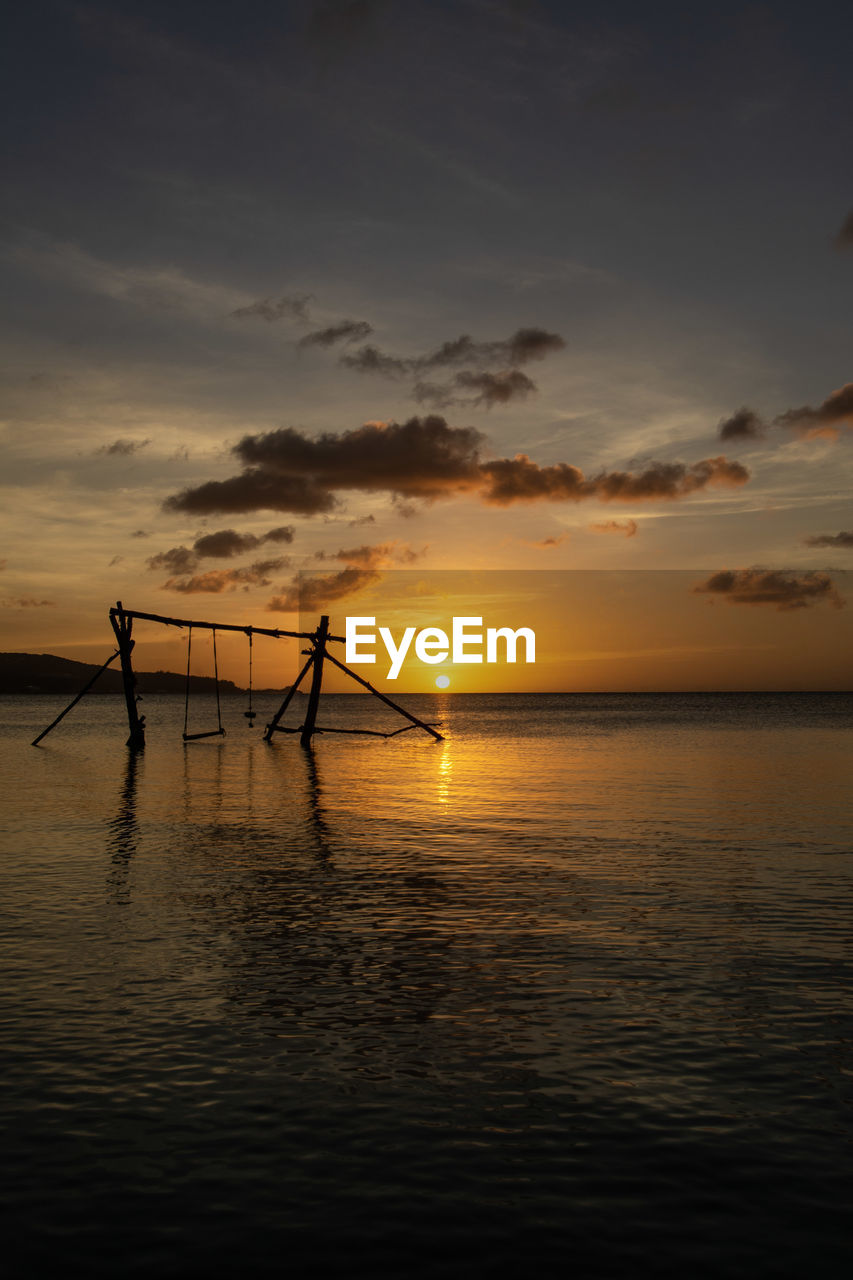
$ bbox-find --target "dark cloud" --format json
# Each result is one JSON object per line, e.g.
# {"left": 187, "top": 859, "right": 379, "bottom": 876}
{"left": 131, "top": 529, "right": 149, "bottom": 538}
{"left": 718, "top": 385, "right": 853, "bottom": 443}
{"left": 341, "top": 327, "right": 565, "bottom": 380}
{"left": 260, "top": 524, "right": 296, "bottom": 545}
{"left": 803, "top": 530, "right": 853, "bottom": 548}
{"left": 233, "top": 417, "right": 485, "bottom": 498}
{"left": 164, "top": 470, "right": 337, "bottom": 516}
{"left": 163, "top": 557, "right": 289, "bottom": 595}
{"left": 594, "top": 457, "right": 749, "bottom": 501}
{"left": 834, "top": 209, "right": 853, "bottom": 250}
{"left": 718, "top": 407, "right": 766, "bottom": 441}
{"left": 164, "top": 417, "right": 751, "bottom": 516}
{"left": 421, "top": 328, "right": 564, "bottom": 370}
{"left": 230, "top": 294, "right": 313, "bottom": 323}
{"left": 455, "top": 369, "right": 536, "bottom": 406}
{"left": 97, "top": 438, "right": 152, "bottom": 456}
{"left": 192, "top": 525, "right": 294, "bottom": 559}
{"left": 299, "top": 320, "right": 373, "bottom": 348}
{"left": 774, "top": 383, "right": 853, "bottom": 439}
{"left": 413, "top": 369, "right": 536, "bottom": 409}
{"left": 480, "top": 455, "right": 749, "bottom": 505}
{"left": 192, "top": 529, "right": 258, "bottom": 559}
{"left": 409, "top": 368, "right": 532, "bottom": 407}
{"left": 693, "top": 569, "right": 844, "bottom": 611}
{"left": 349, "top": 513, "right": 376, "bottom": 526}
{"left": 267, "top": 567, "right": 380, "bottom": 612}
{"left": 147, "top": 545, "right": 198, "bottom": 574}
{"left": 502, "top": 328, "right": 566, "bottom": 365}
{"left": 590, "top": 519, "right": 638, "bottom": 537}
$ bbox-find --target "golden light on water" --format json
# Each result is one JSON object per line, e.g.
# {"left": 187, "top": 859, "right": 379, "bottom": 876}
{"left": 435, "top": 740, "right": 453, "bottom": 805}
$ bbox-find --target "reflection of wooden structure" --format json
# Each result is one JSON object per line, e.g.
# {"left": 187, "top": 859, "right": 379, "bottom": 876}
{"left": 32, "top": 601, "right": 443, "bottom": 750}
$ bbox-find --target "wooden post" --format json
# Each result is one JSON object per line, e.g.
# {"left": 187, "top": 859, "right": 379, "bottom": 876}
{"left": 31, "top": 649, "right": 121, "bottom": 746}
{"left": 109, "top": 601, "right": 145, "bottom": 750}
{"left": 322, "top": 648, "right": 444, "bottom": 740}
{"left": 263, "top": 651, "right": 315, "bottom": 741}
{"left": 300, "top": 615, "right": 329, "bottom": 748}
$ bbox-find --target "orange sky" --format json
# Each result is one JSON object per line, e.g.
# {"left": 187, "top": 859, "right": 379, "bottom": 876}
{"left": 3, "top": 6, "right": 852, "bottom": 685}
{"left": 77, "top": 570, "right": 852, "bottom": 693}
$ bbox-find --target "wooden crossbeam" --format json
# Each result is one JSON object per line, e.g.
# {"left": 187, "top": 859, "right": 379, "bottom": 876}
{"left": 109, "top": 606, "right": 345, "bottom": 644}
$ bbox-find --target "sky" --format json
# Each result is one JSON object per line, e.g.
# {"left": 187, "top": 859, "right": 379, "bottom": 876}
{"left": 1, "top": 0, "right": 851, "bottom": 688}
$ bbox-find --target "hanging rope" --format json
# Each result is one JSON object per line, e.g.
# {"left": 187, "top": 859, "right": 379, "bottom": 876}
{"left": 244, "top": 629, "right": 257, "bottom": 725}
{"left": 183, "top": 624, "right": 226, "bottom": 741}
{"left": 183, "top": 625, "right": 192, "bottom": 737}
{"left": 212, "top": 628, "right": 223, "bottom": 733}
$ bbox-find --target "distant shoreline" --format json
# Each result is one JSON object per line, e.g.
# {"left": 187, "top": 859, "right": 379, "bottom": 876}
{"left": 1, "top": 654, "right": 850, "bottom": 699}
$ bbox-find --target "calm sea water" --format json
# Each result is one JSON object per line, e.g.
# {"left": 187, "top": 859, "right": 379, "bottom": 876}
{"left": 2, "top": 692, "right": 852, "bottom": 1278}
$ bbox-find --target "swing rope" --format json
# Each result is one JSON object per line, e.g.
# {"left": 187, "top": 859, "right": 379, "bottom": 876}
{"left": 212, "top": 628, "right": 223, "bottom": 733}
{"left": 183, "top": 624, "right": 226, "bottom": 741}
{"left": 183, "top": 625, "right": 193, "bottom": 737}
{"left": 244, "top": 629, "right": 257, "bottom": 725}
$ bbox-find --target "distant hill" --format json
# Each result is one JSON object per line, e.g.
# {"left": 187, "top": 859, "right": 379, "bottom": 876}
{"left": 0, "top": 652, "right": 287, "bottom": 697}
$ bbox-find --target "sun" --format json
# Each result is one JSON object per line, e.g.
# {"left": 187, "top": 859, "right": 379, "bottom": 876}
{"left": 435, "top": 674, "right": 450, "bottom": 689}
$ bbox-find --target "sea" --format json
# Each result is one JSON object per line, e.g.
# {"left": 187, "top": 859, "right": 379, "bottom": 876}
{"left": 2, "top": 691, "right": 852, "bottom": 1278}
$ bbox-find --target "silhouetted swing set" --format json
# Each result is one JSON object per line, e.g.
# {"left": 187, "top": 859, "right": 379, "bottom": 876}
{"left": 32, "top": 601, "right": 443, "bottom": 750}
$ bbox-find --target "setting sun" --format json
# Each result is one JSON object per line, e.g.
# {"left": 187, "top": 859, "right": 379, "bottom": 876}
{"left": 435, "top": 674, "right": 450, "bottom": 689}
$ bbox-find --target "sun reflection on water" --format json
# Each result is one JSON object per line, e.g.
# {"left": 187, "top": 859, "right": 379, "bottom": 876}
{"left": 435, "top": 739, "right": 454, "bottom": 805}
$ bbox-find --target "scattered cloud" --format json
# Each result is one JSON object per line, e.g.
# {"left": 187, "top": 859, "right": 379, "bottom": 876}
{"left": 230, "top": 294, "right": 313, "bottom": 323}
{"left": 108, "top": 555, "right": 123, "bottom": 566}
{"left": 131, "top": 529, "right": 150, "bottom": 538}
{"left": 349, "top": 513, "right": 376, "bottom": 527}
{"left": 148, "top": 526, "right": 295, "bottom": 575}
{"left": 341, "top": 327, "right": 565, "bottom": 378}
{"left": 416, "top": 369, "right": 537, "bottom": 408}
{"left": 163, "top": 557, "right": 290, "bottom": 594}
{"left": 147, "top": 545, "right": 198, "bottom": 574}
{"left": 456, "top": 369, "right": 537, "bottom": 406}
{"left": 2, "top": 597, "right": 56, "bottom": 608}
{"left": 527, "top": 532, "right": 570, "bottom": 548}
{"left": 170, "top": 417, "right": 484, "bottom": 512}
{"left": 589, "top": 519, "right": 638, "bottom": 537}
{"left": 480, "top": 455, "right": 749, "bottom": 506}
{"left": 340, "top": 345, "right": 408, "bottom": 376}
{"left": 165, "top": 470, "right": 337, "bottom": 516}
{"left": 267, "top": 566, "right": 380, "bottom": 612}
{"left": 803, "top": 530, "right": 853, "bottom": 548}
{"left": 834, "top": 209, "right": 853, "bottom": 250}
{"left": 315, "top": 541, "right": 424, "bottom": 568}
{"left": 96, "top": 437, "right": 152, "bottom": 456}
{"left": 192, "top": 525, "right": 295, "bottom": 559}
{"left": 299, "top": 320, "right": 373, "bottom": 348}
{"left": 693, "top": 569, "right": 844, "bottom": 611}
{"left": 164, "top": 417, "right": 751, "bottom": 515}
{"left": 718, "top": 407, "right": 766, "bottom": 441}
{"left": 774, "top": 383, "right": 853, "bottom": 441}
{"left": 718, "top": 384, "right": 853, "bottom": 443}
